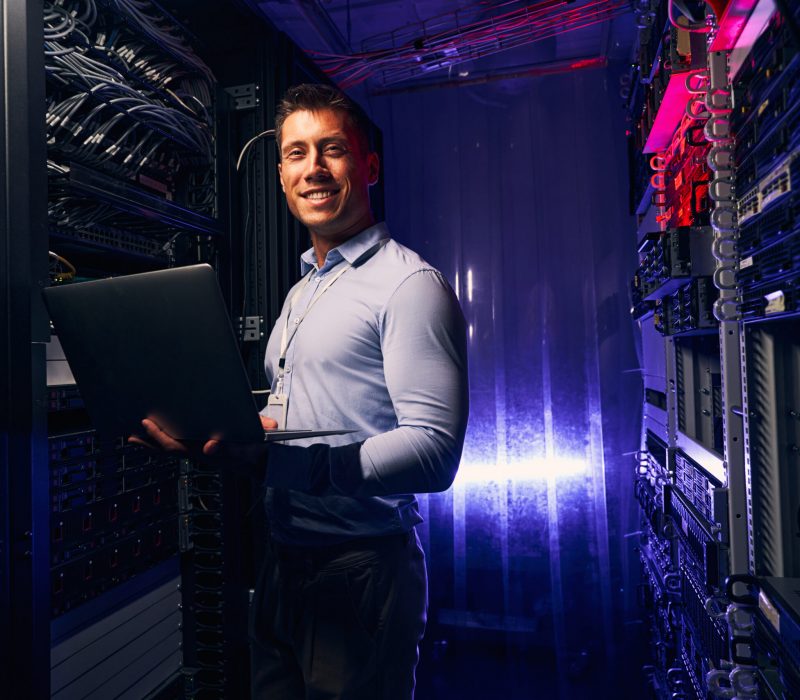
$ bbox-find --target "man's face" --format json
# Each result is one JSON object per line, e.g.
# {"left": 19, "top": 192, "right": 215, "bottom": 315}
{"left": 278, "top": 108, "right": 379, "bottom": 240}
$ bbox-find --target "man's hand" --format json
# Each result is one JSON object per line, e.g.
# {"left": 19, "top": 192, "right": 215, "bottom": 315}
{"left": 128, "top": 415, "right": 277, "bottom": 474}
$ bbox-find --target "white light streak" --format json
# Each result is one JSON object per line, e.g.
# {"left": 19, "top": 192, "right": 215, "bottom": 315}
{"left": 454, "top": 455, "right": 587, "bottom": 485}
{"left": 467, "top": 268, "right": 473, "bottom": 302}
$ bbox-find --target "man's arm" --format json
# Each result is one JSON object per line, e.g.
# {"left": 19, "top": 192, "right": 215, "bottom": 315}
{"left": 265, "top": 269, "right": 469, "bottom": 496}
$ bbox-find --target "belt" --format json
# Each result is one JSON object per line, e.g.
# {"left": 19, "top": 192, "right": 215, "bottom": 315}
{"left": 269, "top": 531, "right": 412, "bottom": 572}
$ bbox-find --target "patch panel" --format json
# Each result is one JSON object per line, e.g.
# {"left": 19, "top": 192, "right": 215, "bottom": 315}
{"left": 654, "top": 276, "right": 717, "bottom": 336}
{"left": 632, "top": 227, "right": 715, "bottom": 302}
{"left": 673, "top": 450, "right": 726, "bottom": 529}
{"left": 679, "top": 556, "right": 729, "bottom": 668}
{"left": 679, "top": 617, "right": 715, "bottom": 700}
{"left": 666, "top": 485, "right": 726, "bottom": 590}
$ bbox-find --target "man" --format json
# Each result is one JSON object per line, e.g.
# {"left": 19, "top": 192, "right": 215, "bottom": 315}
{"left": 136, "top": 83, "right": 469, "bottom": 699}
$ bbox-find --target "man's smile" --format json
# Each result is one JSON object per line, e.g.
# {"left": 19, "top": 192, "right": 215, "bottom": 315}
{"left": 302, "top": 188, "right": 340, "bottom": 202}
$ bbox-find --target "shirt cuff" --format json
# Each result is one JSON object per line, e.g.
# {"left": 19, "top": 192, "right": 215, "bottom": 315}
{"left": 265, "top": 441, "right": 364, "bottom": 495}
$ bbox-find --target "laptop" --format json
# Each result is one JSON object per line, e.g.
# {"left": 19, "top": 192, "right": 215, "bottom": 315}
{"left": 42, "top": 264, "right": 353, "bottom": 443}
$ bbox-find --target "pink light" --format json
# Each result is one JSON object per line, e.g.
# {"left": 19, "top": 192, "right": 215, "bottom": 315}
{"left": 729, "top": 0, "right": 776, "bottom": 79}
{"left": 569, "top": 57, "right": 606, "bottom": 70}
{"left": 643, "top": 73, "right": 694, "bottom": 153}
{"left": 710, "top": 0, "right": 761, "bottom": 52}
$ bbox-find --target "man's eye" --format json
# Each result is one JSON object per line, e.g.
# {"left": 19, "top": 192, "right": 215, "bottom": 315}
{"left": 286, "top": 149, "right": 304, "bottom": 158}
{"left": 324, "top": 145, "right": 344, "bottom": 155}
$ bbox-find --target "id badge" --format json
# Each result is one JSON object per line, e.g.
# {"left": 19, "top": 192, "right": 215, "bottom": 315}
{"left": 265, "top": 393, "right": 288, "bottom": 430}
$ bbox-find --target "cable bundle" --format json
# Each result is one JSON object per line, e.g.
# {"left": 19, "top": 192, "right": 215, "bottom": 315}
{"left": 44, "top": 0, "right": 215, "bottom": 210}
{"left": 103, "top": 0, "right": 215, "bottom": 85}
{"left": 313, "top": 0, "right": 629, "bottom": 88}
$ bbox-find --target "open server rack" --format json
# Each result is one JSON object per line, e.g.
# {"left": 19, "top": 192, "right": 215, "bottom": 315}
{"left": 628, "top": 0, "right": 800, "bottom": 698}
{"left": 0, "top": 1, "right": 369, "bottom": 698}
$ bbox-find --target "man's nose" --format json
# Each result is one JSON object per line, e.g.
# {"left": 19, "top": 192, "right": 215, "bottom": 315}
{"left": 304, "top": 150, "right": 330, "bottom": 180}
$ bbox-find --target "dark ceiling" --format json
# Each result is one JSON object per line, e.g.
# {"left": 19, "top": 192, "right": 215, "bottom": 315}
{"left": 248, "top": 0, "right": 636, "bottom": 95}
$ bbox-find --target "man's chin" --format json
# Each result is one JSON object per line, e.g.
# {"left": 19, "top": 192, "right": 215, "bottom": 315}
{"left": 299, "top": 214, "right": 340, "bottom": 232}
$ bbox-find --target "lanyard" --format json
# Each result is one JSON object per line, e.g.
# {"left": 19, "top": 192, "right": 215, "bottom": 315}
{"left": 276, "top": 262, "right": 351, "bottom": 392}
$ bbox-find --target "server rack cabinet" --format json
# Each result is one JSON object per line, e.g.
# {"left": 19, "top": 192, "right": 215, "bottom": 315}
{"left": 2, "top": 2, "right": 384, "bottom": 698}
{"left": 1, "top": 1, "right": 49, "bottom": 697}
{"left": 630, "top": 1, "right": 800, "bottom": 698}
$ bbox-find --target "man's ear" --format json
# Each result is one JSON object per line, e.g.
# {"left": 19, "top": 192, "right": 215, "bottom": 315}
{"left": 278, "top": 161, "right": 285, "bottom": 193}
{"left": 367, "top": 152, "right": 380, "bottom": 186}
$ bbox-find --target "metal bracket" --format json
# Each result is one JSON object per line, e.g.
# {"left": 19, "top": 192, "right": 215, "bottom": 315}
{"left": 178, "top": 514, "right": 193, "bottom": 552}
{"left": 225, "top": 83, "right": 259, "bottom": 111}
{"left": 178, "top": 475, "right": 192, "bottom": 512}
{"left": 237, "top": 315, "right": 264, "bottom": 342}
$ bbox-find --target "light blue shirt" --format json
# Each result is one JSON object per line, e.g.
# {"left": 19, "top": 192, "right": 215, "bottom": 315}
{"left": 261, "top": 222, "right": 469, "bottom": 545}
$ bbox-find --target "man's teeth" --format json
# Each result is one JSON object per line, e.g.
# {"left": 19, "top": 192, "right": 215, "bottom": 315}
{"left": 306, "top": 191, "right": 336, "bottom": 200}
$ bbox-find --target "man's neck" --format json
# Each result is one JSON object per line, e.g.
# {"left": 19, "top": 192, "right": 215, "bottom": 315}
{"left": 310, "top": 216, "right": 375, "bottom": 268}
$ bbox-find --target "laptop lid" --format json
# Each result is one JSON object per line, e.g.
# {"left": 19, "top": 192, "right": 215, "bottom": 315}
{"left": 42, "top": 264, "right": 265, "bottom": 443}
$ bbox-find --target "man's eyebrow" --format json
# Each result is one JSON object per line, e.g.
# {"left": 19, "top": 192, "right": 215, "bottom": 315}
{"left": 281, "top": 140, "right": 306, "bottom": 152}
{"left": 280, "top": 134, "right": 350, "bottom": 153}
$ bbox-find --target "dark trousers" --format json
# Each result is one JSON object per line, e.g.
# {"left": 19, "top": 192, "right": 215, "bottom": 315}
{"left": 249, "top": 529, "right": 428, "bottom": 699}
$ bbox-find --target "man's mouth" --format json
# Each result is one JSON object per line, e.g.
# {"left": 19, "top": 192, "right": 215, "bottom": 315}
{"left": 302, "top": 189, "right": 339, "bottom": 201}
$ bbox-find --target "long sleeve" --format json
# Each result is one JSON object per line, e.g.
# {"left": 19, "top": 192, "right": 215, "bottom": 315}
{"left": 265, "top": 269, "right": 469, "bottom": 496}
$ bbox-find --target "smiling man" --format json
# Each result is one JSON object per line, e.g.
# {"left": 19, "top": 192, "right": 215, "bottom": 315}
{"left": 278, "top": 106, "right": 379, "bottom": 254}
{"left": 138, "top": 83, "right": 469, "bottom": 699}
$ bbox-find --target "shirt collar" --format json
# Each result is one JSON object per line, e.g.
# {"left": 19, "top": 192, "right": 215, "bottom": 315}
{"left": 300, "top": 222, "right": 390, "bottom": 276}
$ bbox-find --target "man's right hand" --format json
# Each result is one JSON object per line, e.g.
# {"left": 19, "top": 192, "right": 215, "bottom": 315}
{"left": 128, "top": 414, "right": 280, "bottom": 476}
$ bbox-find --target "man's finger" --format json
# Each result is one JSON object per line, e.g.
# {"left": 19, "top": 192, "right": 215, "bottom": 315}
{"left": 141, "top": 418, "right": 189, "bottom": 454}
{"left": 203, "top": 439, "right": 221, "bottom": 456}
{"left": 128, "top": 434, "right": 159, "bottom": 451}
{"left": 260, "top": 415, "right": 278, "bottom": 431}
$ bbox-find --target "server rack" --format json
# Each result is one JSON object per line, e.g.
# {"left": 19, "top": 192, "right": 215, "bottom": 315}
{"left": 1, "top": 2, "right": 383, "bottom": 698}
{"left": 630, "top": 1, "right": 800, "bottom": 697}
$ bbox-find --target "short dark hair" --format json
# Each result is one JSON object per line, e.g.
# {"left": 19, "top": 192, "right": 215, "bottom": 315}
{"left": 275, "top": 83, "right": 372, "bottom": 157}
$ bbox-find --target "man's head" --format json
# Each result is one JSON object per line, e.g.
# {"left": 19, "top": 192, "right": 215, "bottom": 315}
{"left": 275, "top": 84, "right": 372, "bottom": 156}
{"left": 276, "top": 84, "right": 379, "bottom": 245}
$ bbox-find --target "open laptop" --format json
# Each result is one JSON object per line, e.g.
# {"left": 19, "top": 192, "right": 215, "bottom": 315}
{"left": 42, "top": 264, "right": 353, "bottom": 443}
